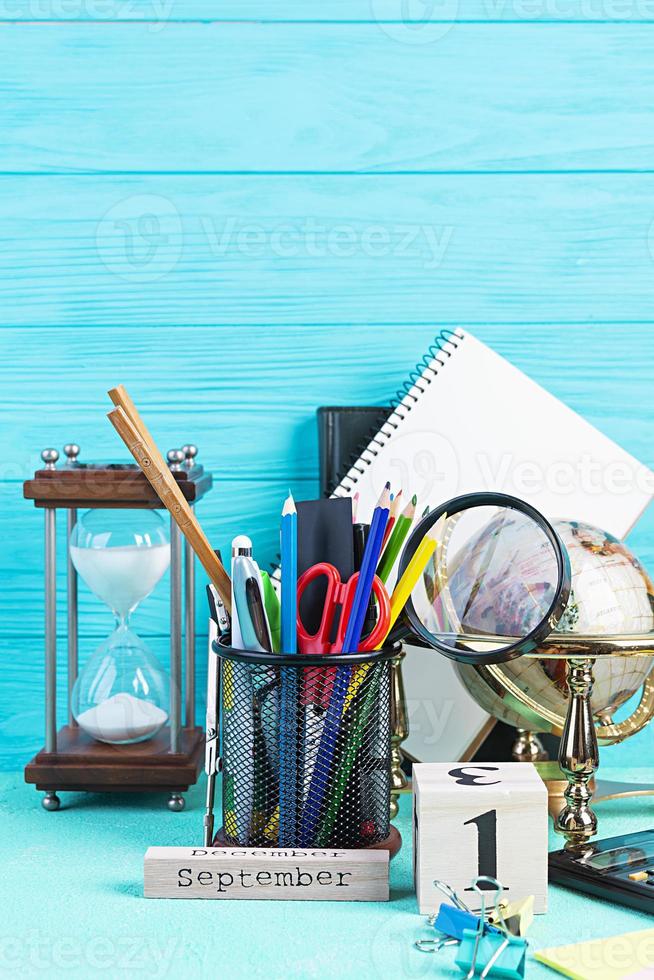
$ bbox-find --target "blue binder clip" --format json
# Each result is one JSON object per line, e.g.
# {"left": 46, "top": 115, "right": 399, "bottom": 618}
{"left": 415, "top": 880, "right": 471, "bottom": 953}
{"left": 433, "top": 881, "right": 502, "bottom": 943}
{"left": 415, "top": 880, "right": 500, "bottom": 953}
{"left": 455, "top": 877, "right": 527, "bottom": 979}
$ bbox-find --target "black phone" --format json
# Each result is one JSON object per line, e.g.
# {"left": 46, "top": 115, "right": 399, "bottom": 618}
{"left": 549, "top": 829, "right": 654, "bottom": 913}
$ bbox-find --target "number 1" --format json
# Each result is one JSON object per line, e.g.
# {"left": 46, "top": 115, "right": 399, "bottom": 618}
{"left": 464, "top": 809, "right": 504, "bottom": 890}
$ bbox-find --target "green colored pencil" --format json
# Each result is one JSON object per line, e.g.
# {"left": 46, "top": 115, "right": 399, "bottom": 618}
{"left": 376, "top": 493, "right": 417, "bottom": 584}
{"left": 315, "top": 669, "right": 381, "bottom": 846}
{"left": 260, "top": 569, "right": 281, "bottom": 652}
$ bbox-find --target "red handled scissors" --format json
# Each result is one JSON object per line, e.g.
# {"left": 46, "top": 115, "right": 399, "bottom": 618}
{"left": 296, "top": 562, "right": 391, "bottom": 656}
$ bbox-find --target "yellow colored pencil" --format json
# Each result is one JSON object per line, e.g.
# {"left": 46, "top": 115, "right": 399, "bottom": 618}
{"left": 385, "top": 532, "right": 438, "bottom": 639}
{"left": 264, "top": 805, "right": 280, "bottom": 842}
{"left": 343, "top": 524, "right": 441, "bottom": 713}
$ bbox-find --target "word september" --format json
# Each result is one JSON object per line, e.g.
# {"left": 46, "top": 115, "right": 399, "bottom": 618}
{"left": 179, "top": 865, "right": 352, "bottom": 893}
{"left": 144, "top": 847, "right": 389, "bottom": 902}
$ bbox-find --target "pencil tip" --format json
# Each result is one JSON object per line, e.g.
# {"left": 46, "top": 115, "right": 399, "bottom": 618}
{"left": 384, "top": 480, "right": 391, "bottom": 489}
{"left": 282, "top": 491, "right": 296, "bottom": 516}
{"left": 412, "top": 493, "right": 418, "bottom": 505}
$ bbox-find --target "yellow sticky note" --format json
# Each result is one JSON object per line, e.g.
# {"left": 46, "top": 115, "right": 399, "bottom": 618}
{"left": 535, "top": 928, "right": 654, "bottom": 980}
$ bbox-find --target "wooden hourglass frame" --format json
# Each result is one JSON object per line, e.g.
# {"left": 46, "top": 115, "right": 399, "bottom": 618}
{"left": 23, "top": 443, "right": 212, "bottom": 811}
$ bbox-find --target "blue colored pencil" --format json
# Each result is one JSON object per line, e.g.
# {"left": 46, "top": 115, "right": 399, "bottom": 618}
{"left": 341, "top": 483, "right": 391, "bottom": 653}
{"left": 299, "top": 483, "right": 391, "bottom": 845}
{"left": 279, "top": 491, "right": 298, "bottom": 845}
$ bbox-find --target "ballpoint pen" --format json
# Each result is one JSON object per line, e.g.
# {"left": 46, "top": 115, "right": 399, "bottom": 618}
{"left": 246, "top": 576, "right": 273, "bottom": 653}
{"left": 233, "top": 544, "right": 272, "bottom": 654}
{"left": 230, "top": 538, "right": 259, "bottom": 841}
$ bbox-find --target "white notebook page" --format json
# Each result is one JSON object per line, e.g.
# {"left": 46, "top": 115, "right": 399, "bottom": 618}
{"left": 334, "top": 328, "right": 653, "bottom": 541}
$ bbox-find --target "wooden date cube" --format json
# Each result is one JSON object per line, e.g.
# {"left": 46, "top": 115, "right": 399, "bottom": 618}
{"left": 413, "top": 762, "right": 548, "bottom": 915}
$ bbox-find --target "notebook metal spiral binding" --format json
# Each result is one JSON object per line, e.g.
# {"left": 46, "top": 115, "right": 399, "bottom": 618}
{"left": 332, "top": 327, "right": 464, "bottom": 496}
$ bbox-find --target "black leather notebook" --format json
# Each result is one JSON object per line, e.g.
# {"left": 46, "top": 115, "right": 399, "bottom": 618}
{"left": 317, "top": 406, "right": 390, "bottom": 498}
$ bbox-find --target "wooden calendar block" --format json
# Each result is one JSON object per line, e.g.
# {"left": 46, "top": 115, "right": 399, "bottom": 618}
{"left": 144, "top": 847, "right": 389, "bottom": 902}
{"left": 413, "top": 762, "right": 548, "bottom": 915}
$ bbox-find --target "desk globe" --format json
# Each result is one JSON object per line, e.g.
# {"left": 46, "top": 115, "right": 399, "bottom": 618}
{"left": 456, "top": 520, "right": 654, "bottom": 744}
{"left": 453, "top": 519, "right": 654, "bottom": 844}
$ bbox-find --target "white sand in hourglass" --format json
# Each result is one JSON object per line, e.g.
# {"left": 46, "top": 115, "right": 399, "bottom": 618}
{"left": 76, "top": 692, "right": 168, "bottom": 743}
{"left": 69, "top": 542, "right": 171, "bottom": 619}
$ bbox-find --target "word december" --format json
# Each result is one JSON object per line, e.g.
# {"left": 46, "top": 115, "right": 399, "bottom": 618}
{"left": 188, "top": 848, "right": 349, "bottom": 859}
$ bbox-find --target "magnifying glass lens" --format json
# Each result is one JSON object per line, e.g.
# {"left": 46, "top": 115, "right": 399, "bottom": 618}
{"left": 412, "top": 504, "right": 563, "bottom": 656}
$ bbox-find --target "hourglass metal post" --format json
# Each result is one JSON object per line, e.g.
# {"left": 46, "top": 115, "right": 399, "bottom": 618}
{"left": 64, "top": 445, "right": 80, "bottom": 726}
{"left": 42, "top": 450, "right": 59, "bottom": 760}
{"left": 167, "top": 449, "right": 185, "bottom": 761}
{"left": 182, "top": 444, "right": 198, "bottom": 729}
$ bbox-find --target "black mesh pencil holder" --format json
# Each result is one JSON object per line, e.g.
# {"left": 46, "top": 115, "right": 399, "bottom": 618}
{"left": 215, "top": 639, "right": 396, "bottom": 850}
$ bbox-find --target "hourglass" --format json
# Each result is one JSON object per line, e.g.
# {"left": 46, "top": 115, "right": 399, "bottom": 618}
{"left": 70, "top": 509, "right": 171, "bottom": 745}
{"left": 23, "top": 443, "right": 212, "bottom": 810}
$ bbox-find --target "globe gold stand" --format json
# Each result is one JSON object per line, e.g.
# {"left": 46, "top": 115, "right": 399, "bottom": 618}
{"left": 512, "top": 730, "right": 549, "bottom": 763}
{"left": 540, "top": 763, "right": 654, "bottom": 819}
{"left": 522, "top": 639, "right": 654, "bottom": 851}
{"left": 554, "top": 658, "right": 599, "bottom": 849}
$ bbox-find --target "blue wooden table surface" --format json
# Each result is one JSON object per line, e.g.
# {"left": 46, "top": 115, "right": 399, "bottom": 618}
{"left": 1, "top": 0, "right": 654, "bottom": 839}
{"left": 2, "top": 769, "right": 654, "bottom": 979}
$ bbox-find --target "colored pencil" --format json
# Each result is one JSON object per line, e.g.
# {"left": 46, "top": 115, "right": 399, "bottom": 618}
{"left": 381, "top": 490, "right": 402, "bottom": 550}
{"left": 383, "top": 526, "right": 441, "bottom": 641}
{"left": 279, "top": 492, "right": 298, "bottom": 845}
{"left": 377, "top": 493, "right": 417, "bottom": 584}
{"left": 281, "top": 493, "right": 297, "bottom": 655}
{"left": 260, "top": 570, "right": 281, "bottom": 653}
{"left": 316, "top": 668, "right": 381, "bottom": 845}
{"left": 299, "top": 483, "right": 390, "bottom": 845}
{"left": 344, "top": 515, "right": 443, "bottom": 712}
{"left": 341, "top": 482, "right": 391, "bottom": 653}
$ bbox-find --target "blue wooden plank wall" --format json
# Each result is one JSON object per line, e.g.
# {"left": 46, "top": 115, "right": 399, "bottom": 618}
{"left": 2, "top": 2, "right": 654, "bottom": 769}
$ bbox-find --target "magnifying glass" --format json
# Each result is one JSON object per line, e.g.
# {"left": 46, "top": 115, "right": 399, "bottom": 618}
{"left": 392, "top": 492, "right": 572, "bottom": 665}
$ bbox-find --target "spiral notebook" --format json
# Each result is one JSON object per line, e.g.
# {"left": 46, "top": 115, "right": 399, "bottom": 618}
{"left": 332, "top": 327, "right": 653, "bottom": 543}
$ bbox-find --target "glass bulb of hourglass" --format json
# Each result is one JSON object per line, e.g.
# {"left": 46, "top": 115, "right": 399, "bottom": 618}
{"left": 70, "top": 509, "right": 171, "bottom": 745}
